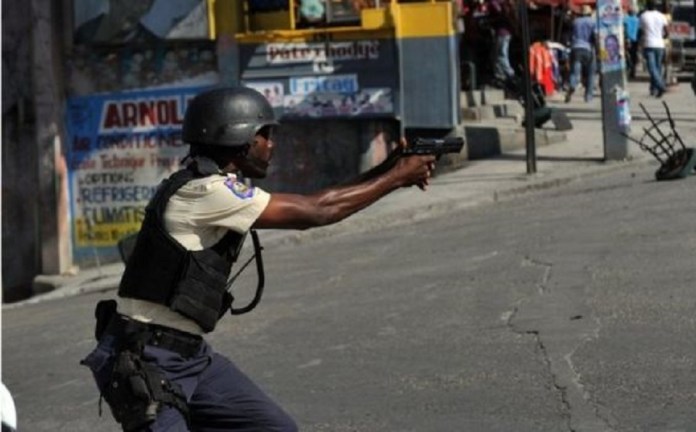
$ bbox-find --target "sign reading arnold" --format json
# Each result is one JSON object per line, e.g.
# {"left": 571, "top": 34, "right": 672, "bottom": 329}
{"left": 65, "top": 86, "right": 206, "bottom": 262}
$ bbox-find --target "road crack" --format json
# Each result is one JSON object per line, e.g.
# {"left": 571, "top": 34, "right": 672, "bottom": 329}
{"left": 527, "top": 329, "right": 575, "bottom": 431}
{"left": 507, "top": 256, "right": 615, "bottom": 432}
{"left": 521, "top": 256, "right": 552, "bottom": 294}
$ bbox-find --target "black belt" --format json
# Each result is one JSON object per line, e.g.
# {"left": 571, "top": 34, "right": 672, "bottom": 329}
{"left": 105, "top": 314, "right": 203, "bottom": 359}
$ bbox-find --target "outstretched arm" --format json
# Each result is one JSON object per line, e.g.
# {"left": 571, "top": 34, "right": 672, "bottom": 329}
{"left": 252, "top": 153, "right": 435, "bottom": 230}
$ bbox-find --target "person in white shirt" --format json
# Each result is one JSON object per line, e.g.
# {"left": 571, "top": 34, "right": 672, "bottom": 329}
{"left": 639, "top": 0, "right": 669, "bottom": 97}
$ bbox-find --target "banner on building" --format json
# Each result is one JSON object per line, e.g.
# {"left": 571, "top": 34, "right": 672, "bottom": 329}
{"left": 239, "top": 38, "right": 399, "bottom": 120}
{"left": 65, "top": 86, "right": 208, "bottom": 262}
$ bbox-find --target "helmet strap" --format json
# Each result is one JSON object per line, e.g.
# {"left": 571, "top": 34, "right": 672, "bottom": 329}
{"left": 184, "top": 155, "right": 222, "bottom": 176}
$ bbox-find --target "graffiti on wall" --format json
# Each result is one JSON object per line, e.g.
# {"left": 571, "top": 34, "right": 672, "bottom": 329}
{"left": 65, "top": 86, "right": 209, "bottom": 261}
{"left": 243, "top": 76, "right": 394, "bottom": 119}
{"left": 68, "top": 43, "right": 218, "bottom": 95}
{"left": 282, "top": 87, "right": 393, "bottom": 118}
{"left": 73, "top": 0, "right": 211, "bottom": 45}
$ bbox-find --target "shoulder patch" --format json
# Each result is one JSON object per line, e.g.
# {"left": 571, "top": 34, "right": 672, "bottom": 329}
{"left": 224, "top": 178, "right": 256, "bottom": 199}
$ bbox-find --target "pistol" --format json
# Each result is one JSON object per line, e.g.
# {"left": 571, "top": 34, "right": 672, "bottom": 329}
{"left": 403, "top": 137, "right": 465, "bottom": 159}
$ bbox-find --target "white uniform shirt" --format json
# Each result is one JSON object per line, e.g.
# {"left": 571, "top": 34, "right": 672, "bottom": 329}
{"left": 640, "top": 10, "right": 668, "bottom": 49}
{"left": 120, "top": 173, "right": 271, "bottom": 335}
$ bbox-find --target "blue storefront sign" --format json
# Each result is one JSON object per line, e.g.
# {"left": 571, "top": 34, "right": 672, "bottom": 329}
{"left": 239, "top": 38, "right": 398, "bottom": 120}
{"left": 65, "top": 86, "right": 209, "bottom": 262}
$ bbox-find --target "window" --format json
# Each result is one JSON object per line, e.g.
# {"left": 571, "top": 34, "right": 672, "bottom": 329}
{"left": 672, "top": 6, "right": 695, "bottom": 26}
{"left": 297, "top": 0, "right": 362, "bottom": 26}
{"left": 249, "top": 0, "right": 290, "bottom": 12}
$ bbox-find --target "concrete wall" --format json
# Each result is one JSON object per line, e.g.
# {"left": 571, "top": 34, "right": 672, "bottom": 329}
{"left": 33, "top": 0, "right": 72, "bottom": 278}
{"left": 2, "top": 0, "right": 72, "bottom": 302}
{"left": 2, "top": 0, "right": 40, "bottom": 302}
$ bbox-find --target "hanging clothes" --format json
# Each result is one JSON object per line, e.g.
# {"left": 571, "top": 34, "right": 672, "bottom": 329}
{"left": 529, "top": 41, "right": 555, "bottom": 96}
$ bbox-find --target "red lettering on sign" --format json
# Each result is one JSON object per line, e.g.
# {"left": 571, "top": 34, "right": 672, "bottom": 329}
{"left": 138, "top": 101, "right": 157, "bottom": 126}
{"left": 122, "top": 103, "right": 138, "bottom": 127}
{"left": 103, "top": 103, "right": 122, "bottom": 129}
{"left": 156, "top": 101, "right": 170, "bottom": 124}
{"left": 171, "top": 100, "right": 184, "bottom": 124}
{"left": 101, "top": 97, "right": 185, "bottom": 130}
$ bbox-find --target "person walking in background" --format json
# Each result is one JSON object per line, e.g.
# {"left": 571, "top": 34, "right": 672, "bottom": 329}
{"left": 490, "top": 0, "right": 516, "bottom": 83}
{"left": 640, "top": 0, "right": 669, "bottom": 97}
{"left": 453, "top": 0, "right": 467, "bottom": 87}
{"left": 565, "top": 5, "right": 597, "bottom": 103}
{"left": 623, "top": 7, "right": 640, "bottom": 79}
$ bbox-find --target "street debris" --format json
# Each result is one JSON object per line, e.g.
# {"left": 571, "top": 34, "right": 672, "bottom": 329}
{"left": 623, "top": 101, "right": 696, "bottom": 181}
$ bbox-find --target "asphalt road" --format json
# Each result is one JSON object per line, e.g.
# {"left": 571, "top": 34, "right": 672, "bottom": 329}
{"left": 3, "top": 166, "right": 695, "bottom": 432}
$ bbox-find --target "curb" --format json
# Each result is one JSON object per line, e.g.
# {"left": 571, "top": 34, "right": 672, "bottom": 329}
{"left": 493, "top": 156, "right": 655, "bottom": 202}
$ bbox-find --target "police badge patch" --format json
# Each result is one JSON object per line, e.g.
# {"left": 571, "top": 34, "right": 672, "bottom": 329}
{"left": 224, "top": 178, "right": 255, "bottom": 199}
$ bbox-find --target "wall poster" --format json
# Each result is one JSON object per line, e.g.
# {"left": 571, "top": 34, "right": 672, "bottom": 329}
{"left": 65, "top": 86, "right": 209, "bottom": 262}
{"left": 597, "top": 0, "right": 625, "bottom": 73}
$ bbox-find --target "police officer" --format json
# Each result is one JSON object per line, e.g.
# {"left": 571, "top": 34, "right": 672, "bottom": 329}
{"left": 81, "top": 86, "right": 436, "bottom": 431}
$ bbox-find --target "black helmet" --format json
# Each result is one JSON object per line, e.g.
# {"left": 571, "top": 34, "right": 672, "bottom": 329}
{"left": 182, "top": 87, "right": 278, "bottom": 148}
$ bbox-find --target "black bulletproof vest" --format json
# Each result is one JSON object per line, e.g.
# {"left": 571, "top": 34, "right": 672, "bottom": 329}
{"left": 118, "top": 168, "right": 245, "bottom": 333}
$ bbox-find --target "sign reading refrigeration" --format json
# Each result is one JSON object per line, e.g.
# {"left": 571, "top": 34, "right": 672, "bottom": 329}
{"left": 65, "top": 86, "right": 206, "bottom": 259}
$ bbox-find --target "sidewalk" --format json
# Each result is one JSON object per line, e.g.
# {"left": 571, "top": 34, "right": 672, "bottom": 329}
{"left": 14, "top": 78, "right": 696, "bottom": 308}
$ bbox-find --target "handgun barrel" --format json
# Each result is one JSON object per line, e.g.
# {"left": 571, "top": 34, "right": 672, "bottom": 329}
{"left": 406, "top": 137, "right": 465, "bottom": 155}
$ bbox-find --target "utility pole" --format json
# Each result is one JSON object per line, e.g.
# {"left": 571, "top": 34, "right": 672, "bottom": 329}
{"left": 518, "top": 0, "right": 537, "bottom": 174}
{"left": 597, "top": 0, "right": 630, "bottom": 160}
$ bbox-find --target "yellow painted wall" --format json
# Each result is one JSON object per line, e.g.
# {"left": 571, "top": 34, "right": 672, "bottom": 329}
{"left": 214, "top": 1, "right": 454, "bottom": 43}
{"left": 392, "top": 1, "right": 454, "bottom": 38}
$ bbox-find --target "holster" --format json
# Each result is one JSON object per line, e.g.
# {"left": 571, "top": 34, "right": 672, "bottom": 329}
{"left": 89, "top": 300, "right": 190, "bottom": 431}
{"left": 104, "top": 350, "right": 189, "bottom": 431}
{"left": 104, "top": 350, "right": 161, "bottom": 431}
{"left": 94, "top": 299, "right": 117, "bottom": 341}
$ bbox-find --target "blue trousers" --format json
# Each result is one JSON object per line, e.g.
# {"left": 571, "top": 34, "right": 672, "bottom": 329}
{"left": 643, "top": 47, "right": 666, "bottom": 95}
{"left": 494, "top": 34, "right": 515, "bottom": 80}
{"left": 568, "top": 47, "right": 596, "bottom": 102}
{"left": 82, "top": 334, "right": 297, "bottom": 432}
